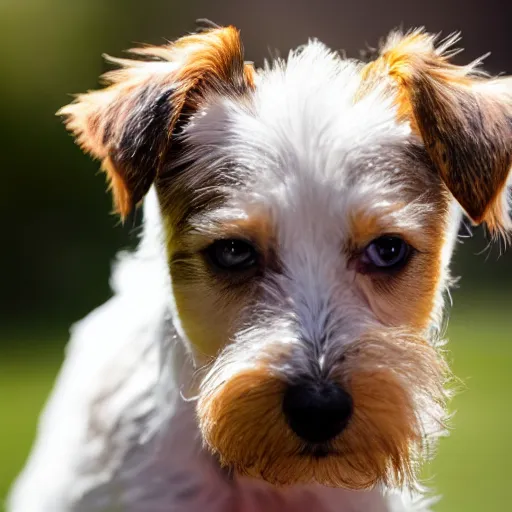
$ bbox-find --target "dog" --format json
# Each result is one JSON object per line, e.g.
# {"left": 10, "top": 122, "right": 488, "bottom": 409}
{"left": 8, "top": 22, "right": 512, "bottom": 512}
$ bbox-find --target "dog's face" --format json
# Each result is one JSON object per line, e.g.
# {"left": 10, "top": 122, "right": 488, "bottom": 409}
{"left": 60, "top": 26, "right": 512, "bottom": 490}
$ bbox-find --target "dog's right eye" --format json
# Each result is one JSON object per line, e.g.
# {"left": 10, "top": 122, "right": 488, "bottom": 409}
{"left": 360, "top": 236, "right": 412, "bottom": 272}
{"left": 205, "top": 239, "right": 259, "bottom": 272}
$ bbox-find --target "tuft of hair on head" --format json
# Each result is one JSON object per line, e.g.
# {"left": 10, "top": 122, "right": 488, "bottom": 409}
{"left": 360, "top": 28, "right": 512, "bottom": 242}
{"left": 57, "top": 25, "right": 254, "bottom": 220}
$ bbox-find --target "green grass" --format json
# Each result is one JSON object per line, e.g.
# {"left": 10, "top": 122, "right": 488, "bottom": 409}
{"left": 1, "top": 299, "right": 510, "bottom": 510}
{"left": 0, "top": 347, "right": 62, "bottom": 506}
{"left": 424, "top": 297, "right": 512, "bottom": 511}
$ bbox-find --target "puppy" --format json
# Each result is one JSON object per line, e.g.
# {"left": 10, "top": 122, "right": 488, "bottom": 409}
{"left": 8, "top": 24, "right": 511, "bottom": 512}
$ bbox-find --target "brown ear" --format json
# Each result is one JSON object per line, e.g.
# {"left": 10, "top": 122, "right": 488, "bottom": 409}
{"left": 361, "top": 30, "right": 512, "bottom": 237}
{"left": 58, "top": 26, "right": 255, "bottom": 219}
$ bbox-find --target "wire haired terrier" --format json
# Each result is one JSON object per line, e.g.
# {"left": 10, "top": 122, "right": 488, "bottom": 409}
{"left": 9, "top": 21, "right": 512, "bottom": 512}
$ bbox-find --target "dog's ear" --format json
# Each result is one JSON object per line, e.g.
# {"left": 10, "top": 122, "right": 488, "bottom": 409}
{"left": 361, "top": 30, "right": 512, "bottom": 238}
{"left": 58, "top": 26, "right": 254, "bottom": 219}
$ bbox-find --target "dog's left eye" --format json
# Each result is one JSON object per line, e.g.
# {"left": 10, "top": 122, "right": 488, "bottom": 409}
{"left": 362, "top": 236, "right": 411, "bottom": 270}
{"left": 206, "top": 239, "right": 259, "bottom": 271}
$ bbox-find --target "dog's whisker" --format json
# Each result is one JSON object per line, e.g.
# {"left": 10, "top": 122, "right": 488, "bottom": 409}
{"left": 179, "top": 389, "right": 200, "bottom": 402}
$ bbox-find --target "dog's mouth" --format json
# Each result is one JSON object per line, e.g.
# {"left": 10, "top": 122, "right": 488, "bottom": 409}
{"left": 300, "top": 444, "right": 337, "bottom": 459}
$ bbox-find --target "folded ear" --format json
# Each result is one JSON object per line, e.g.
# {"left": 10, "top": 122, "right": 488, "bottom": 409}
{"left": 58, "top": 26, "right": 254, "bottom": 219}
{"left": 361, "top": 30, "right": 512, "bottom": 238}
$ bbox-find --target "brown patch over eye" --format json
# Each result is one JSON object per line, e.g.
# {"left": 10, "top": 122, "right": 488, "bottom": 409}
{"left": 353, "top": 242, "right": 443, "bottom": 330}
{"left": 166, "top": 211, "right": 276, "bottom": 358}
{"left": 347, "top": 199, "right": 449, "bottom": 330}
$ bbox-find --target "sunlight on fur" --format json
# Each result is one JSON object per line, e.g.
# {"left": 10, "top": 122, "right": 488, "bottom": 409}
{"left": 197, "top": 329, "right": 450, "bottom": 490}
{"left": 10, "top": 20, "right": 511, "bottom": 512}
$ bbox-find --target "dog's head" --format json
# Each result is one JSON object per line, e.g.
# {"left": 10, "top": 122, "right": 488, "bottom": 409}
{"left": 60, "top": 25, "right": 512, "bottom": 490}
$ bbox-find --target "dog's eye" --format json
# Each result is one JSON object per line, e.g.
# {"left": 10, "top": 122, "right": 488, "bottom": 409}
{"left": 206, "top": 239, "right": 259, "bottom": 271}
{"left": 362, "top": 236, "right": 411, "bottom": 271}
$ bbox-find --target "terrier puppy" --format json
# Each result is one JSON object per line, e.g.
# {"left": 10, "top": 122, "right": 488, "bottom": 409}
{"left": 9, "top": 23, "right": 512, "bottom": 512}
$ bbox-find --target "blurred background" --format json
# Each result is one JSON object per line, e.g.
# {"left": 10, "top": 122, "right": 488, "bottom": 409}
{"left": 1, "top": 1, "right": 511, "bottom": 510}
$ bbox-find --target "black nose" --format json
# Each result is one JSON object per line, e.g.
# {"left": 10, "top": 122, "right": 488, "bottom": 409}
{"left": 282, "top": 380, "right": 353, "bottom": 444}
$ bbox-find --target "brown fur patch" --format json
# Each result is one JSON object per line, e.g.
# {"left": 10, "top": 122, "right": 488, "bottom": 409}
{"left": 331, "top": 331, "right": 448, "bottom": 488}
{"left": 346, "top": 158, "right": 451, "bottom": 331}
{"left": 170, "top": 258, "right": 258, "bottom": 359}
{"left": 355, "top": 249, "right": 443, "bottom": 331}
{"left": 347, "top": 201, "right": 426, "bottom": 250}
{"left": 101, "top": 156, "right": 131, "bottom": 217}
{"left": 168, "top": 210, "right": 276, "bottom": 359}
{"left": 197, "top": 329, "right": 448, "bottom": 489}
{"left": 359, "top": 30, "right": 512, "bottom": 237}
{"left": 58, "top": 26, "right": 254, "bottom": 218}
{"left": 349, "top": 210, "right": 448, "bottom": 330}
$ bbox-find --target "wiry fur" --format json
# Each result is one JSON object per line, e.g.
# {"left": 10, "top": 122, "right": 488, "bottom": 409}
{"left": 361, "top": 29, "right": 512, "bottom": 238}
{"left": 58, "top": 26, "right": 254, "bottom": 217}
{"left": 9, "top": 25, "right": 512, "bottom": 512}
{"left": 198, "top": 328, "right": 450, "bottom": 489}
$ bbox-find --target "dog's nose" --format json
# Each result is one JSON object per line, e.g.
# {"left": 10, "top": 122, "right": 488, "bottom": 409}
{"left": 282, "top": 380, "right": 353, "bottom": 444}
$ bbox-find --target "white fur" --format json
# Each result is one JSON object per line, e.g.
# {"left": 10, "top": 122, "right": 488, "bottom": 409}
{"left": 8, "top": 189, "right": 438, "bottom": 512}
{"left": 185, "top": 41, "right": 455, "bottom": 356}
{"left": 8, "top": 42, "right": 462, "bottom": 511}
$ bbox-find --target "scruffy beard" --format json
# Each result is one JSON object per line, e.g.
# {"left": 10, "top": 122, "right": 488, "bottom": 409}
{"left": 196, "top": 328, "right": 451, "bottom": 490}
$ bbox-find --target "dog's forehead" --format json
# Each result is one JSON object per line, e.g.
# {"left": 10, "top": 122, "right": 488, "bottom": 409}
{"left": 182, "top": 41, "right": 442, "bottom": 234}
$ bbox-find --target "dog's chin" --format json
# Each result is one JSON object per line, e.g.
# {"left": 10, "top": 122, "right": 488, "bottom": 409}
{"left": 232, "top": 447, "right": 391, "bottom": 490}
{"left": 196, "top": 331, "right": 449, "bottom": 490}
